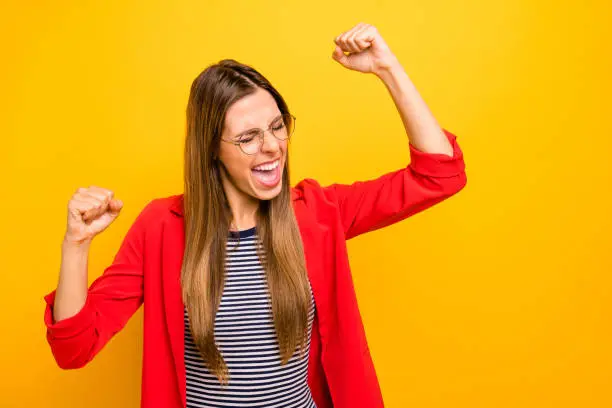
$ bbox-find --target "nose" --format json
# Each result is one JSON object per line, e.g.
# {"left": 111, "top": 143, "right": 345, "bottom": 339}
{"left": 260, "top": 129, "right": 281, "bottom": 153}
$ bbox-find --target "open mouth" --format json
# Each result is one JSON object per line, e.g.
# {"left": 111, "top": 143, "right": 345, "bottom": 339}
{"left": 251, "top": 159, "right": 281, "bottom": 188}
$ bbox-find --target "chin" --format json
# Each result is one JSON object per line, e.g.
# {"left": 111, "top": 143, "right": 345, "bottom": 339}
{"left": 253, "top": 182, "right": 283, "bottom": 201}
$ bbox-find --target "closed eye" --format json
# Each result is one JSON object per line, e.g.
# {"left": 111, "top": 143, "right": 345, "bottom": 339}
{"left": 234, "top": 114, "right": 284, "bottom": 141}
{"left": 238, "top": 132, "right": 258, "bottom": 143}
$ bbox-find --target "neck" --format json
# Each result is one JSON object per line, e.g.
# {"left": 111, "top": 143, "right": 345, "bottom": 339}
{"left": 229, "top": 203, "right": 258, "bottom": 232}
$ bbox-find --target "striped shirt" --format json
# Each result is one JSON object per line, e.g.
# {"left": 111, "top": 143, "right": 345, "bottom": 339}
{"left": 184, "top": 226, "right": 317, "bottom": 408}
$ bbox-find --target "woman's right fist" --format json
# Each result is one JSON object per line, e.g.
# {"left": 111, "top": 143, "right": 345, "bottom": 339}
{"left": 64, "top": 186, "right": 123, "bottom": 245}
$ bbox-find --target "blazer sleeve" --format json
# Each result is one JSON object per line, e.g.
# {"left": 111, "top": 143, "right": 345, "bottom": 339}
{"left": 42, "top": 200, "right": 154, "bottom": 369}
{"left": 323, "top": 128, "right": 467, "bottom": 240}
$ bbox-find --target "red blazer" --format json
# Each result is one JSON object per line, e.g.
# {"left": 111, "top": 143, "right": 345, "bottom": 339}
{"left": 44, "top": 129, "right": 466, "bottom": 408}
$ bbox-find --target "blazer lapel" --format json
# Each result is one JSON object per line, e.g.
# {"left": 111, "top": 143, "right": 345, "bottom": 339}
{"left": 164, "top": 197, "right": 187, "bottom": 408}
{"left": 292, "top": 196, "right": 330, "bottom": 345}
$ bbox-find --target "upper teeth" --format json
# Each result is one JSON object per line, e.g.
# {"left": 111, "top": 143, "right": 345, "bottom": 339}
{"left": 253, "top": 160, "right": 279, "bottom": 171}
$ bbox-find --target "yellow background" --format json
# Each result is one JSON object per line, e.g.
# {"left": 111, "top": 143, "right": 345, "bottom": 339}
{"left": 2, "top": 0, "right": 611, "bottom": 406}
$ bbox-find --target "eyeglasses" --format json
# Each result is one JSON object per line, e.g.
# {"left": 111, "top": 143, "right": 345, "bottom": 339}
{"left": 221, "top": 113, "right": 296, "bottom": 155}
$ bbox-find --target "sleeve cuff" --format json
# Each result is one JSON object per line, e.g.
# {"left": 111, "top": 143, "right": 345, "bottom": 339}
{"left": 408, "top": 128, "right": 466, "bottom": 177}
{"left": 44, "top": 290, "right": 96, "bottom": 339}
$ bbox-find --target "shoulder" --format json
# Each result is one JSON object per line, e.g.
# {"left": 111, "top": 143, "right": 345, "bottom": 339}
{"left": 291, "top": 178, "right": 339, "bottom": 209}
{"left": 129, "top": 193, "right": 185, "bottom": 219}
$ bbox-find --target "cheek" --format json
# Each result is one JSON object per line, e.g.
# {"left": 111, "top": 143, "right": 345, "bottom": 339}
{"left": 222, "top": 151, "right": 253, "bottom": 183}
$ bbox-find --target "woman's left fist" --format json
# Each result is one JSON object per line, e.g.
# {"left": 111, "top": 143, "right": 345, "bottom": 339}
{"left": 332, "top": 23, "right": 398, "bottom": 76}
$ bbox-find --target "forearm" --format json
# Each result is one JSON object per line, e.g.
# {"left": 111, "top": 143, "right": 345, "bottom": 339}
{"left": 53, "top": 239, "right": 90, "bottom": 323}
{"left": 375, "top": 59, "right": 454, "bottom": 157}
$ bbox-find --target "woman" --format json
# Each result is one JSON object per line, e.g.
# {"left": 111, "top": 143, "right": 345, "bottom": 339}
{"left": 44, "top": 23, "right": 467, "bottom": 408}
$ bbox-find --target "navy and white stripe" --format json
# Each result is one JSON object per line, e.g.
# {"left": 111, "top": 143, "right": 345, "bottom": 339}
{"left": 184, "top": 226, "right": 317, "bottom": 408}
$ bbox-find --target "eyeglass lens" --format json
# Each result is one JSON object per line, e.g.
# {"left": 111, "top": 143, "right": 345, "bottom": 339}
{"left": 238, "top": 114, "right": 294, "bottom": 155}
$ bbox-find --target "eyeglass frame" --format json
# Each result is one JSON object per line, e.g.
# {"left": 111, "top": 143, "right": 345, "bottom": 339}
{"left": 220, "top": 113, "right": 296, "bottom": 156}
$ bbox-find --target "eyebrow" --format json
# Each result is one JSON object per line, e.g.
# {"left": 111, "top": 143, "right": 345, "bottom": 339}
{"left": 234, "top": 114, "right": 283, "bottom": 139}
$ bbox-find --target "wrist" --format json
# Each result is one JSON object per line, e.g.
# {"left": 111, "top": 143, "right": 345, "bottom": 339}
{"left": 62, "top": 235, "right": 92, "bottom": 251}
{"left": 373, "top": 56, "right": 403, "bottom": 79}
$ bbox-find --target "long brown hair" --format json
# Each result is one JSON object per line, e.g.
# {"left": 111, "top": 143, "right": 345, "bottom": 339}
{"left": 181, "top": 59, "right": 311, "bottom": 386}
